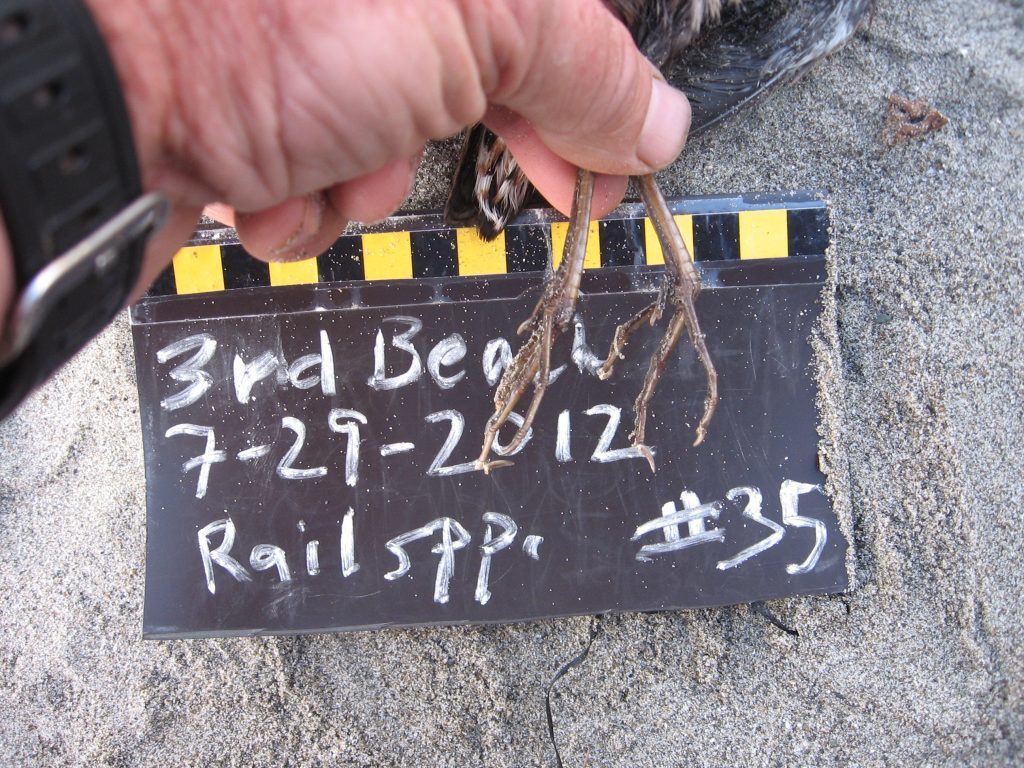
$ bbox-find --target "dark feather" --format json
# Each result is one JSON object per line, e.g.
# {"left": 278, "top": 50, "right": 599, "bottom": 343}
{"left": 444, "top": 0, "right": 873, "bottom": 237}
{"left": 444, "top": 124, "right": 532, "bottom": 240}
{"left": 671, "top": 0, "right": 874, "bottom": 137}
{"left": 613, "top": 0, "right": 739, "bottom": 67}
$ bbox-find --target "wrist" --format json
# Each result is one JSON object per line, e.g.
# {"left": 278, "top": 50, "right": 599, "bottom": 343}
{"left": 81, "top": 0, "right": 178, "bottom": 198}
{"left": 81, "top": 0, "right": 290, "bottom": 211}
{"left": 79, "top": 0, "right": 205, "bottom": 298}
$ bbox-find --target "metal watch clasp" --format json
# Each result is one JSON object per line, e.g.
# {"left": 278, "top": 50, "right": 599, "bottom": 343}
{"left": 0, "top": 192, "right": 170, "bottom": 366}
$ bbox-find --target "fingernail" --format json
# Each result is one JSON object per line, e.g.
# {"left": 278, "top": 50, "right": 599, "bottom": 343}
{"left": 269, "top": 192, "right": 325, "bottom": 259}
{"left": 637, "top": 78, "right": 691, "bottom": 170}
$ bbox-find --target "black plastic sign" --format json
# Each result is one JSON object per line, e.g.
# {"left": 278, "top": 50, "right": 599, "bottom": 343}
{"left": 131, "top": 194, "right": 847, "bottom": 638}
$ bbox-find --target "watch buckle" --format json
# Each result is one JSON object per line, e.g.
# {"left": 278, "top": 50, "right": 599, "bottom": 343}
{"left": 0, "top": 192, "right": 169, "bottom": 366}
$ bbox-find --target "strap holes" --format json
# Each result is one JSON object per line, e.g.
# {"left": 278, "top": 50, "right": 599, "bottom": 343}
{"left": 80, "top": 204, "right": 102, "bottom": 230}
{"left": 32, "top": 80, "right": 65, "bottom": 110}
{"left": 59, "top": 144, "right": 89, "bottom": 175}
{"left": 0, "top": 12, "right": 29, "bottom": 45}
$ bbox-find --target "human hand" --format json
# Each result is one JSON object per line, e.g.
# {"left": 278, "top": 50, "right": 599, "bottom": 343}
{"left": 0, "top": 0, "right": 693, "bottom": 309}
{"left": 88, "top": 0, "right": 692, "bottom": 280}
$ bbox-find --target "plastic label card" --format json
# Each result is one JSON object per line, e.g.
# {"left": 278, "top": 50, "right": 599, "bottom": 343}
{"left": 130, "top": 192, "right": 846, "bottom": 638}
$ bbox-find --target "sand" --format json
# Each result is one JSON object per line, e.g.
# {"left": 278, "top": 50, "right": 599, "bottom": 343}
{"left": 0, "top": 0, "right": 1021, "bottom": 764}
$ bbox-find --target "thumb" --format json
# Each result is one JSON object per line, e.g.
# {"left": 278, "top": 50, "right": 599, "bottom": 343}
{"left": 487, "top": 0, "right": 691, "bottom": 176}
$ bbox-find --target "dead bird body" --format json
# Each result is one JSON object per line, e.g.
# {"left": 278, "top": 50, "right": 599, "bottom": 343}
{"left": 447, "top": 0, "right": 873, "bottom": 472}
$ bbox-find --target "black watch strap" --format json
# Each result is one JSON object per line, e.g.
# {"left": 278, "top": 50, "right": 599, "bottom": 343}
{"left": 0, "top": 0, "right": 166, "bottom": 420}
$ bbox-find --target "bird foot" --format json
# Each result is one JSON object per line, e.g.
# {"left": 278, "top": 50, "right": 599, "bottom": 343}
{"left": 476, "top": 169, "right": 596, "bottom": 471}
{"left": 476, "top": 171, "right": 718, "bottom": 474}
{"left": 602, "top": 174, "right": 718, "bottom": 459}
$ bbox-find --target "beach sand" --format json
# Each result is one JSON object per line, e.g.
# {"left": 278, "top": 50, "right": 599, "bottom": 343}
{"left": 0, "top": 0, "right": 1020, "bottom": 764}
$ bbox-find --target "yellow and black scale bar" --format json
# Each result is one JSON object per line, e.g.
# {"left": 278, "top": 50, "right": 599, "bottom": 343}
{"left": 150, "top": 204, "right": 828, "bottom": 297}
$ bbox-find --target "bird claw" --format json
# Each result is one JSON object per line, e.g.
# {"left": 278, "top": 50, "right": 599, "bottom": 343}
{"left": 597, "top": 286, "right": 666, "bottom": 383}
{"left": 635, "top": 443, "right": 656, "bottom": 474}
{"left": 475, "top": 458, "right": 514, "bottom": 475}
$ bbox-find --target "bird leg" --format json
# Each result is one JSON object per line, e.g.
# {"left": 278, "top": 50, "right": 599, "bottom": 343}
{"left": 475, "top": 168, "right": 595, "bottom": 473}
{"left": 598, "top": 173, "right": 718, "bottom": 471}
